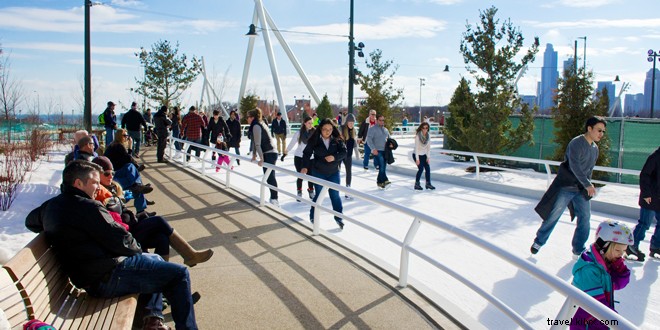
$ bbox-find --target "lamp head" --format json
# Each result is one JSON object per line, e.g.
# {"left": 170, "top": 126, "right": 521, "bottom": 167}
{"left": 614, "top": 75, "right": 620, "bottom": 82}
{"left": 246, "top": 24, "right": 258, "bottom": 37}
{"left": 443, "top": 65, "right": 450, "bottom": 72}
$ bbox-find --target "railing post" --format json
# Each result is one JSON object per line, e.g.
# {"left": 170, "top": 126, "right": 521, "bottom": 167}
{"left": 399, "top": 217, "right": 422, "bottom": 288}
{"left": 474, "top": 155, "right": 481, "bottom": 180}
{"left": 544, "top": 163, "right": 552, "bottom": 187}
{"left": 225, "top": 163, "right": 231, "bottom": 189}
{"left": 551, "top": 297, "right": 577, "bottom": 330}
{"left": 259, "top": 168, "right": 273, "bottom": 207}
{"left": 312, "top": 186, "right": 328, "bottom": 236}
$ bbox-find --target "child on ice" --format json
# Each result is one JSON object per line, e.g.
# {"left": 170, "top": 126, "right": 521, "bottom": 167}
{"left": 570, "top": 220, "right": 632, "bottom": 329}
{"left": 215, "top": 140, "right": 232, "bottom": 172}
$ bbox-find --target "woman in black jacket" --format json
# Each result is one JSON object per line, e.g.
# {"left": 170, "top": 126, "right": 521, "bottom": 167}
{"left": 226, "top": 110, "right": 242, "bottom": 165}
{"left": 208, "top": 109, "right": 232, "bottom": 161}
{"left": 301, "top": 118, "right": 347, "bottom": 229}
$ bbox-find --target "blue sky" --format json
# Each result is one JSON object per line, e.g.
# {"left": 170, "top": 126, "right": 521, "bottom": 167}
{"left": 1, "top": 0, "right": 659, "bottom": 115}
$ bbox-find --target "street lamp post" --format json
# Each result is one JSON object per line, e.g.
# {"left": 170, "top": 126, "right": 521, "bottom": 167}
{"left": 578, "top": 36, "right": 587, "bottom": 70}
{"left": 648, "top": 49, "right": 659, "bottom": 118}
{"left": 418, "top": 78, "right": 425, "bottom": 123}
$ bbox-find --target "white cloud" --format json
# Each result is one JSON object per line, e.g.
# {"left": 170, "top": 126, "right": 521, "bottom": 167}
{"left": 5, "top": 42, "right": 137, "bottom": 55}
{"left": 524, "top": 18, "right": 660, "bottom": 30}
{"left": 66, "top": 59, "right": 136, "bottom": 68}
{"left": 281, "top": 16, "right": 447, "bottom": 44}
{"left": 554, "top": 0, "right": 620, "bottom": 8}
{"left": 428, "top": 0, "right": 464, "bottom": 4}
{"left": 0, "top": 6, "right": 233, "bottom": 34}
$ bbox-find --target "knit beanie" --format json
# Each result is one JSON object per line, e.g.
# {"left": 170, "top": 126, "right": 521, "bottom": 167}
{"left": 345, "top": 113, "right": 356, "bottom": 124}
{"left": 92, "top": 156, "right": 114, "bottom": 171}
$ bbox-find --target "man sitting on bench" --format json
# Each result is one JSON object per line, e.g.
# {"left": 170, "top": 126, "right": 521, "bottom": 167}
{"left": 25, "top": 160, "right": 198, "bottom": 330}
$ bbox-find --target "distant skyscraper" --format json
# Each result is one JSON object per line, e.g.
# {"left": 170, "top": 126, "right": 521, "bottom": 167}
{"left": 563, "top": 58, "right": 575, "bottom": 75}
{"left": 539, "top": 44, "right": 558, "bottom": 114}
{"left": 596, "top": 81, "right": 616, "bottom": 115}
{"left": 644, "top": 68, "right": 660, "bottom": 117}
{"left": 624, "top": 93, "right": 644, "bottom": 117}
{"left": 520, "top": 95, "right": 537, "bottom": 110}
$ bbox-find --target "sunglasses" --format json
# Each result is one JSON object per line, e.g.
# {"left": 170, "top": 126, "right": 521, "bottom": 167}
{"left": 103, "top": 171, "right": 115, "bottom": 177}
{"left": 123, "top": 134, "right": 129, "bottom": 137}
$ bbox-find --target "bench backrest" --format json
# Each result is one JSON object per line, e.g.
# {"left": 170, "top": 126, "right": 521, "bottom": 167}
{"left": 2, "top": 233, "right": 73, "bottom": 326}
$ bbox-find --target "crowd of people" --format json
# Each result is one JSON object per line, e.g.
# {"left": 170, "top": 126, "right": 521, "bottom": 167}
{"left": 33, "top": 105, "right": 660, "bottom": 329}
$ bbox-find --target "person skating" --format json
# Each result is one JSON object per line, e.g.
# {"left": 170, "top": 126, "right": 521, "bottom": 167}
{"left": 531, "top": 116, "right": 606, "bottom": 257}
{"left": 626, "top": 146, "right": 660, "bottom": 261}
{"left": 301, "top": 118, "right": 347, "bottom": 229}
{"left": 248, "top": 108, "right": 279, "bottom": 206}
{"left": 413, "top": 122, "right": 435, "bottom": 191}
{"left": 571, "top": 220, "right": 632, "bottom": 330}
{"left": 366, "top": 114, "right": 392, "bottom": 189}
{"left": 283, "top": 116, "right": 316, "bottom": 200}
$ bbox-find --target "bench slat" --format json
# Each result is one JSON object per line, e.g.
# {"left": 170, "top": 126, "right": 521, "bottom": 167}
{"left": 2, "top": 233, "right": 138, "bottom": 330}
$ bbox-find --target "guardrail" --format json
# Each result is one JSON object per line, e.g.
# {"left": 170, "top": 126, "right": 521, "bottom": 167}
{"left": 166, "top": 136, "right": 638, "bottom": 330}
{"left": 438, "top": 148, "right": 641, "bottom": 188}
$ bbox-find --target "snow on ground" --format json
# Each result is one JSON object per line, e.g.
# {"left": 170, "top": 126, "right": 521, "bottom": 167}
{"left": 0, "top": 138, "right": 655, "bottom": 329}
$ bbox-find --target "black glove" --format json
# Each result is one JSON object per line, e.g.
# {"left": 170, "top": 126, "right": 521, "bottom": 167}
{"left": 280, "top": 154, "right": 286, "bottom": 162}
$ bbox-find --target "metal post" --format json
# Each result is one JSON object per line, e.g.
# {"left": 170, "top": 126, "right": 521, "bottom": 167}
{"left": 573, "top": 40, "right": 578, "bottom": 74}
{"left": 650, "top": 51, "right": 657, "bottom": 118}
{"left": 418, "top": 78, "right": 425, "bottom": 123}
{"left": 348, "top": 0, "right": 355, "bottom": 115}
{"left": 84, "top": 0, "right": 92, "bottom": 132}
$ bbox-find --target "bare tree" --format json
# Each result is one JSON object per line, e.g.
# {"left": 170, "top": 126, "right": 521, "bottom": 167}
{"left": 0, "top": 48, "right": 25, "bottom": 142}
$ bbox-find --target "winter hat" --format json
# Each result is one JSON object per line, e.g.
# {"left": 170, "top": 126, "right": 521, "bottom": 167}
{"left": 345, "top": 113, "right": 356, "bottom": 124}
{"left": 92, "top": 156, "right": 114, "bottom": 172}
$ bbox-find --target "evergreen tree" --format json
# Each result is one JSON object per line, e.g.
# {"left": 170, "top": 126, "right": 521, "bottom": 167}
{"left": 444, "top": 78, "right": 475, "bottom": 151}
{"left": 239, "top": 93, "right": 258, "bottom": 124}
{"left": 133, "top": 40, "right": 201, "bottom": 107}
{"left": 315, "top": 94, "right": 333, "bottom": 120}
{"left": 356, "top": 49, "right": 404, "bottom": 130}
{"left": 552, "top": 67, "right": 611, "bottom": 167}
{"left": 451, "top": 6, "right": 539, "bottom": 154}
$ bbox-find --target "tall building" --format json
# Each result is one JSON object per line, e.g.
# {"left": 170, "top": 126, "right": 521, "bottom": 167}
{"left": 596, "top": 81, "right": 616, "bottom": 115}
{"left": 538, "top": 44, "right": 559, "bottom": 114}
{"left": 644, "top": 68, "right": 660, "bottom": 117}
{"left": 624, "top": 93, "right": 644, "bottom": 117}
{"left": 563, "top": 58, "right": 575, "bottom": 75}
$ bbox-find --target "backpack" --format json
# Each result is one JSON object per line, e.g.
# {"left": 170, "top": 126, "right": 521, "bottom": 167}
{"left": 98, "top": 112, "right": 105, "bottom": 125}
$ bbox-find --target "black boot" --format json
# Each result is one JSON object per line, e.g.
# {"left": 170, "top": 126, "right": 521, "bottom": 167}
{"left": 414, "top": 182, "right": 423, "bottom": 190}
{"left": 425, "top": 182, "right": 436, "bottom": 190}
{"left": 650, "top": 247, "right": 660, "bottom": 259}
{"left": 626, "top": 246, "right": 645, "bottom": 261}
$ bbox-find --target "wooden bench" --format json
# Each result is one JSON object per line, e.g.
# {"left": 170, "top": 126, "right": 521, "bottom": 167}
{"left": 0, "top": 233, "right": 137, "bottom": 329}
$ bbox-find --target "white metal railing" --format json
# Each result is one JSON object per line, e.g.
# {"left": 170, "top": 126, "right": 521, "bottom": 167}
{"left": 439, "top": 148, "right": 641, "bottom": 188}
{"left": 165, "top": 136, "right": 638, "bottom": 330}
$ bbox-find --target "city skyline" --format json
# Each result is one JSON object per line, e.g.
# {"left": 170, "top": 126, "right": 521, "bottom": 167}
{"left": 1, "top": 0, "right": 660, "bottom": 115}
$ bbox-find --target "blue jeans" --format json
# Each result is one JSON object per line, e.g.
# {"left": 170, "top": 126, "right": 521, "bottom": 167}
{"left": 172, "top": 126, "right": 182, "bottom": 150}
{"left": 534, "top": 187, "right": 591, "bottom": 254}
{"left": 114, "top": 163, "right": 147, "bottom": 212}
{"left": 127, "top": 130, "right": 142, "bottom": 156}
{"left": 633, "top": 207, "right": 660, "bottom": 249}
{"left": 309, "top": 170, "right": 343, "bottom": 224}
{"left": 88, "top": 253, "right": 197, "bottom": 329}
{"left": 414, "top": 154, "right": 431, "bottom": 184}
{"left": 374, "top": 151, "right": 388, "bottom": 184}
{"left": 105, "top": 127, "right": 114, "bottom": 147}
{"left": 362, "top": 143, "right": 371, "bottom": 168}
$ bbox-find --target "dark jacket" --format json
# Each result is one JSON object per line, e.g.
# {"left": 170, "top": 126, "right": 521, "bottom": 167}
{"left": 25, "top": 185, "right": 141, "bottom": 289}
{"left": 104, "top": 142, "right": 135, "bottom": 171}
{"left": 357, "top": 121, "right": 370, "bottom": 141}
{"left": 640, "top": 147, "right": 660, "bottom": 211}
{"left": 153, "top": 111, "right": 172, "bottom": 137}
{"left": 535, "top": 162, "right": 587, "bottom": 221}
{"left": 121, "top": 109, "right": 147, "bottom": 132}
{"left": 208, "top": 117, "right": 232, "bottom": 144}
{"left": 227, "top": 118, "right": 242, "bottom": 148}
{"left": 383, "top": 138, "right": 398, "bottom": 165}
{"left": 103, "top": 107, "right": 117, "bottom": 129}
{"left": 302, "top": 136, "right": 347, "bottom": 175}
{"left": 271, "top": 118, "right": 287, "bottom": 136}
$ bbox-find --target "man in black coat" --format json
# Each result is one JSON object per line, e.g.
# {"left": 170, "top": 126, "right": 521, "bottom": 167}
{"left": 628, "top": 146, "right": 660, "bottom": 261}
{"left": 25, "top": 160, "right": 198, "bottom": 329}
{"left": 121, "top": 102, "right": 148, "bottom": 158}
{"left": 271, "top": 112, "right": 287, "bottom": 155}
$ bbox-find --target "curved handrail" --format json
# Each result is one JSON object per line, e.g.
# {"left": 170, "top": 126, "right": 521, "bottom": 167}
{"left": 166, "top": 136, "right": 638, "bottom": 329}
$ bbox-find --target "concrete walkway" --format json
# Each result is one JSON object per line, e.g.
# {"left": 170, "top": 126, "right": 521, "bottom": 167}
{"left": 138, "top": 148, "right": 464, "bottom": 329}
